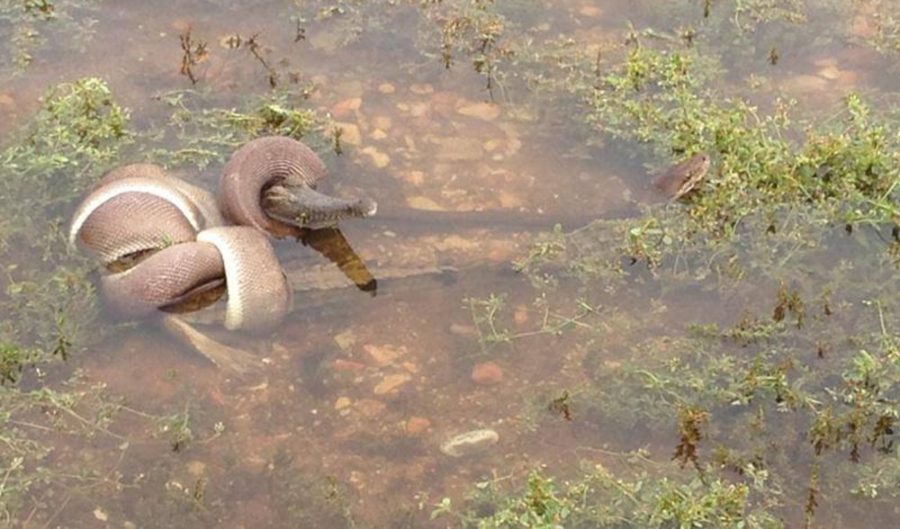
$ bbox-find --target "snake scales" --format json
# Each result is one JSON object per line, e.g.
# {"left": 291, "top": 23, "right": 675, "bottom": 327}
{"left": 69, "top": 136, "right": 376, "bottom": 370}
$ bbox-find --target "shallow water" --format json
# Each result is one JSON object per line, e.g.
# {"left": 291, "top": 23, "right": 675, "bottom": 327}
{"left": 2, "top": 1, "right": 899, "bottom": 527}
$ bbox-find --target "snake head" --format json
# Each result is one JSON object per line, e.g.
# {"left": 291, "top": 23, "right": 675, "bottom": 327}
{"left": 262, "top": 184, "right": 377, "bottom": 230}
{"left": 652, "top": 153, "right": 712, "bottom": 201}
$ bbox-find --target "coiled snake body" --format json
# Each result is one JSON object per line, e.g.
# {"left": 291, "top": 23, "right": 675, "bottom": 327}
{"left": 69, "top": 136, "right": 376, "bottom": 369}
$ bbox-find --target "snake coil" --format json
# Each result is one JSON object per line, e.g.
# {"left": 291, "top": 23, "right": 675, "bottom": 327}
{"left": 69, "top": 136, "right": 376, "bottom": 335}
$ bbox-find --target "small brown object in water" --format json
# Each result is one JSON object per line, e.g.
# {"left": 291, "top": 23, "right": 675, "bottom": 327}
{"left": 652, "top": 153, "right": 711, "bottom": 201}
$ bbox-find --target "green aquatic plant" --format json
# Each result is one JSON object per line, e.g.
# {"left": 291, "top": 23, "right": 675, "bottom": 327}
{"left": 0, "top": 373, "right": 175, "bottom": 524}
{"left": 0, "top": 78, "right": 132, "bottom": 524}
{"left": 855, "top": 0, "right": 900, "bottom": 57}
{"left": 0, "top": 78, "right": 131, "bottom": 380}
{"left": 464, "top": 292, "right": 600, "bottom": 359}
{"left": 0, "top": 77, "right": 130, "bottom": 219}
{"left": 510, "top": 213, "right": 900, "bottom": 524}
{"left": 589, "top": 47, "right": 899, "bottom": 231}
{"left": 269, "top": 449, "right": 359, "bottom": 528}
{"left": 292, "top": 0, "right": 532, "bottom": 98}
{"left": 147, "top": 88, "right": 332, "bottom": 170}
{"left": 434, "top": 464, "right": 785, "bottom": 529}
{"left": 426, "top": 0, "right": 515, "bottom": 98}
{"left": 517, "top": 28, "right": 900, "bottom": 275}
{"left": 0, "top": 0, "right": 100, "bottom": 76}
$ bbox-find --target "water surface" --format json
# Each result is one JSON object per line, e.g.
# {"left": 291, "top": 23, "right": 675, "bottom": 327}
{"left": 2, "top": 1, "right": 898, "bottom": 527}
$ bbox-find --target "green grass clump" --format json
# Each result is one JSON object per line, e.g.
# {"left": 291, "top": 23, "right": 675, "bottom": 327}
{"left": 0, "top": 0, "right": 99, "bottom": 77}
{"left": 0, "top": 77, "right": 130, "bottom": 222}
{"left": 0, "top": 78, "right": 132, "bottom": 382}
{"left": 588, "top": 44, "right": 900, "bottom": 234}
{"left": 434, "top": 466, "right": 784, "bottom": 529}
{"left": 514, "top": 27, "right": 900, "bottom": 271}
{"left": 147, "top": 88, "right": 333, "bottom": 170}
{"left": 509, "top": 209, "right": 900, "bottom": 525}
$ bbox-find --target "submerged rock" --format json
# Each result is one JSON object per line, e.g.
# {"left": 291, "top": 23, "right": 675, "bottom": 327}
{"left": 435, "top": 137, "right": 484, "bottom": 162}
{"left": 456, "top": 100, "right": 501, "bottom": 121}
{"left": 439, "top": 428, "right": 500, "bottom": 457}
{"left": 373, "top": 372, "right": 412, "bottom": 395}
{"left": 471, "top": 361, "right": 504, "bottom": 385}
{"left": 405, "top": 416, "right": 431, "bottom": 436}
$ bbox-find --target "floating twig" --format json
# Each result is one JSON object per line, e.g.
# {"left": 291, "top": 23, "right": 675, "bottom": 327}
{"left": 179, "top": 26, "right": 208, "bottom": 85}
{"left": 246, "top": 33, "right": 279, "bottom": 88}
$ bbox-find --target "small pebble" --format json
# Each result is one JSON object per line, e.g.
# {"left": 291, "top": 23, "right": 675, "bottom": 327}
{"left": 408, "top": 102, "right": 430, "bottom": 117}
{"left": 363, "top": 343, "right": 406, "bottom": 366}
{"left": 0, "top": 92, "right": 16, "bottom": 108}
{"left": 409, "top": 83, "right": 434, "bottom": 95}
{"left": 513, "top": 305, "right": 529, "bottom": 325}
{"left": 372, "top": 115, "right": 392, "bottom": 129}
{"left": 504, "top": 136, "right": 522, "bottom": 156}
{"left": 402, "top": 170, "right": 425, "bottom": 186}
{"left": 187, "top": 460, "right": 206, "bottom": 476}
{"left": 170, "top": 19, "right": 191, "bottom": 32}
{"left": 487, "top": 245, "right": 515, "bottom": 263}
{"left": 406, "top": 416, "right": 431, "bottom": 436}
{"left": 333, "top": 358, "right": 366, "bottom": 372}
{"left": 333, "top": 329, "right": 357, "bottom": 351}
{"left": 374, "top": 373, "right": 412, "bottom": 395}
{"left": 355, "top": 399, "right": 386, "bottom": 417}
{"left": 434, "top": 235, "right": 481, "bottom": 253}
{"left": 378, "top": 82, "right": 396, "bottom": 94}
{"left": 818, "top": 64, "right": 841, "bottom": 80}
{"left": 440, "top": 429, "right": 500, "bottom": 457}
{"left": 406, "top": 195, "right": 445, "bottom": 211}
{"left": 498, "top": 190, "right": 524, "bottom": 208}
{"left": 270, "top": 342, "right": 290, "bottom": 357}
{"left": 471, "top": 361, "right": 504, "bottom": 385}
{"left": 449, "top": 323, "right": 479, "bottom": 337}
{"left": 579, "top": 5, "right": 603, "bottom": 17}
{"left": 456, "top": 100, "right": 502, "bottom": 121}
{"left": 402, "top": 361, "right": 420, "bottom": 374}
{"left": 331, "top": 97, "right": 362, "bottom": 118}
{"left": 361, "top": 146, "right": 391, "bottom": 168}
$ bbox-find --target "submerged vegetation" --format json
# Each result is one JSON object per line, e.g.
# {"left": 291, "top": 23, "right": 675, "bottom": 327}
{"left": 433, "top": 466, "right": 783, "bottom": 528}
{"left": 0, "top": 79, "right": 136, "bottom": 525}
{"left": 0, "top": 78, "right": 129, "bottom": 382}
{"left": 580, "top": 45, "right": 899, "bottom": 249}
{"left": 0, "top": 0, "right": 99, "bottom": 77}
{"left": 147, "top": 87, "right": 331, "bottom": 170}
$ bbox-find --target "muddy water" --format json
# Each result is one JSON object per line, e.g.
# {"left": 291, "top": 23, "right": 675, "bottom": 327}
{"left": 3, "top": 0, "right": 899, "bottom": 527}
